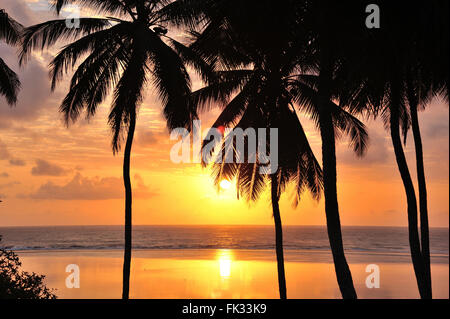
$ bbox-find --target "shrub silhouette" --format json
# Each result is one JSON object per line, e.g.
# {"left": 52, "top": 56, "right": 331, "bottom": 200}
{"left": 0, "top": 236, "right": 56, "bottom": 299}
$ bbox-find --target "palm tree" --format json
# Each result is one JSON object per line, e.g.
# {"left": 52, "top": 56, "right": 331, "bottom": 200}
{"left": 350, "top": 0, "right": 449, "bottom": 298}
{"left": 196, "top": 69, "right": 324, "bottom": 299}
{"left": 19, "top": 0, "right": 208, "bottom": 299}
{"left": 405, "top": 74, "right": 433, "bottom": 297}
{"left": 188, "top": 0, "right": 368, "bottom": 298}
{"left": 0, "top": 9, "right": 22, "bottom": 105}
{"left": 284, "top": 1, "right": 376, "bottom": 299}
{"left": 339, "top": 10, "right": 427, "bottom": 297}
{"left": 403, "top": 1, "right": 449, "bottom": 298}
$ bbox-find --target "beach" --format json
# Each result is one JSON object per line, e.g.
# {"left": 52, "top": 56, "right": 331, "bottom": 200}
{"left": 17, "top": 249, "right": 449, "bottom": 299}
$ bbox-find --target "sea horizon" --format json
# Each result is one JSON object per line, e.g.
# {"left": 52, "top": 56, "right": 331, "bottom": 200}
{"left": 1, "top": 225, "right": 448, "bottom": 256}
{"left": 1, "top": 224, "right": 449, "bottom": 229}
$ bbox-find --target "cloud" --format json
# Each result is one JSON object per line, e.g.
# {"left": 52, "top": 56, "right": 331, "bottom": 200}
{"left": 136, "top": 130, "right": 168, "bottom": 147}
{"left": 0, "top": 139, "right": 11, "bottom": 159}
{"left": 31, "top": 159, "right": 68, "bottom": 176}
{"left": 337, "top": 129, "right": 391, "bottom": 166}
{"left": 424, "top": 120, "right": 449, "bottom": 139}
{"left": 138, "top": 131, "right": 159, "bottom": 146}
{"left": 9, "top": 158, "right": 26, "bottom": 166}
{"left": 1, "top": 1, "right": 35, "bottom": 26}
{"left": 0, "top": 1, "right": 63, "bottom": 123}
{"left": 0, "top": 139, "right": 25, "bottom": 166}
{"left": 0, "top": 181, "right": 20, "bottom": 189}
{"left": 20, "top": 173, "right": 158, "bottom": 200}
{"left": 0, "top": 47, "right": 55, "bottom": 122}
{"left": 0, "top": 119, "right": 13, "bottom": 130}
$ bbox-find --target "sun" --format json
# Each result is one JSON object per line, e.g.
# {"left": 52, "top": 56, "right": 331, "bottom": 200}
{"left": 219, "top": 179, "right": 231, "bottom": 190}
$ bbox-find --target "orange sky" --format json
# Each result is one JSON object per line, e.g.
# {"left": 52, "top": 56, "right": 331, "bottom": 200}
{"left": 0, "top": 0, "right": 448, "bottom": 227}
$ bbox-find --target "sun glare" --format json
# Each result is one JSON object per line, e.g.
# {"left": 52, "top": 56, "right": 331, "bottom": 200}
{"left": 219, "top": 179, "right": 231, "bottom": 190}
{"left": 217, "top": 249, "right": 233, "bottom": 278}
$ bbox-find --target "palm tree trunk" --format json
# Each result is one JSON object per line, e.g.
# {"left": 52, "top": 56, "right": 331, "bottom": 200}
{"left": 409, "top": 100, "right": 432, "bottom": 298}
{"left": 389, "top": 84, "right": 428, "bottom": 298}
{"left": 318, "top": 59, "right": 357, "bottom": 299}
{"left": 271, "top": 174, "right": 287, "bottom": 299}
{"left": 319, "top": 111, "right": 357, "bottom": 299}
{"left": 122, "top": 110, "right": 136, "bottom": 300}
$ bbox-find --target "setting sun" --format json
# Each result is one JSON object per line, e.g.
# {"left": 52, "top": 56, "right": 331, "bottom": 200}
{"left": 219, "top": 179, "right": 231, "bottom": 190}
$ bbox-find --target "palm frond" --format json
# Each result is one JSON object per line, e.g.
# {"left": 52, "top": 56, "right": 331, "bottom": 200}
{"left": 331, "top": 105, "right": 369, "bottom": 157}
{"left": 190, "top": 69, "right": 254, "bottom": 112}
{"left": 200, "top": 78, "right": 262, "bottom": 167}
{"left": 210, "top": 76, "right": 258, "bottom": 127}
{"left": 156, "top": 0, "right": 209, "bottom": 30}
{"left": 292, "top": 79, "right": 368, "bottom": 157}
{"left": 147, "top": 29, "right": 193, "bottom": 130}
{"left": 285, "top": 106, "right": 323, "bottom": 202}
{"left": 49, "top": 22, "right": 130, "bottom": 90}
{"left": 50, "top": 0, "right": 131, "bottom": 16}
{"left": 60, "top": 36, "right": 130, "bottom": 125}
{"left": 189, "top": 19, "right": 252, "bottom": 70}
{"left": 209, "top": 103, "right": 268, "bottom": 202}
{"left": 0, "top": 57, "right": 21, "bottom": 105}
{"left": 20, "top": 18, "right": 112, "bottom": 64}
{"left": 290, "top": 79, "right": 321, "bottom": 127}
{"left": 167, "top": 37, "right": 215, "bottom": 84}
{"left": 108, "top": 42, "right": 148, "bottom": 153}
{"left": 0, "top": 9, "right": 23, "bottom": 45}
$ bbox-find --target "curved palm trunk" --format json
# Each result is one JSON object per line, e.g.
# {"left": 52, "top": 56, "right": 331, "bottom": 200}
{"left": 318, "top": 62, "right": 357, "bottom": 299}
{"left": 271, "top": 174, "right": 287, "bottom": 299}
{"left": 389, "top": 85, "right": 428, "bottom": 298}
{"left": 409, "top": 101, "right": 432, "bottom": 298}
{"left": 122, "top": 111, "right": 136, "bottom": 300}
{"left": 319, "top": 112, "right": 357, "bottom": 299}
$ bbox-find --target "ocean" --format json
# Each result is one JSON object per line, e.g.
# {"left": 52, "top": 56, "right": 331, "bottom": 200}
{"left": 1, "top": 225, "right": 448, "bottom": 298}
{"left": 0, "top": 225, "right": 448, "bottom": 256}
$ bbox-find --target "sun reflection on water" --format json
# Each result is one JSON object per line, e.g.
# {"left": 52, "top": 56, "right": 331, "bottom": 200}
{"left": 217, "top": 249, "right": 233, "bottom": 278}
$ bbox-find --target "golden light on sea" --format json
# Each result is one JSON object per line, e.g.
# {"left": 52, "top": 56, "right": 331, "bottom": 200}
{"left": 217, "top": 249, "right": 233, "bottom": 278}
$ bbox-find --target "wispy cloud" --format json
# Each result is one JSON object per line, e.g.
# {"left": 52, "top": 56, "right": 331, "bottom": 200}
{"left": 20, "top": 173, "right": 158, "bottom": 200}
{"left": 31, "top": 159, "right": 69, "bottom": 176}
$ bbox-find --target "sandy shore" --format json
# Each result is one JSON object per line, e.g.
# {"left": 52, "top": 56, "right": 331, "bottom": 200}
{"left": 17, "top": 249, "right": 449, "bottom": 299}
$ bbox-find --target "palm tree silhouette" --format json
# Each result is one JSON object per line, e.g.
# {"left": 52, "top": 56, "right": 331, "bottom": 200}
{"left": 350, "top": 1, "right": 449, "bottom": 298}
{"left": 188, "top": 0, "right": 368, "bottom": 298}
{"left": 284, "top": 1, "right": 373, "bottom": 299}
{"left": 197, "top": 73, "right": 323, "bottom": 299}
{"left": 0, "top": 9, "right": 21, "bottom": 105}
{"left": 19, "top": 0, "right": 206, "bottom": 299}
{"left": 403, "top": 1, "right": 449, "bottom": 298}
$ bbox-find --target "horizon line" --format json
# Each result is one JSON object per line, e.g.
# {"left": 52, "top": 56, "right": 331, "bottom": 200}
{"left": 0, "top": 224, "right": 448, "bottom": 229}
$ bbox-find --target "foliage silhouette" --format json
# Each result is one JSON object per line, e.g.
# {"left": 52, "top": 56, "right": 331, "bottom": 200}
{"left": 188, "top": 0, "right": 369, "bottom": 299}
{"left": 0, "top": 9, "right": 22, "bottom": 105}
{"left": 0, "top": 236, "right": 56, "bottom": 299}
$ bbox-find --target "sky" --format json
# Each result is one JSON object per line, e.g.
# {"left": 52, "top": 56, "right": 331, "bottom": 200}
{"left": 0, "top": 0, "right": 448, "bottom": 227}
